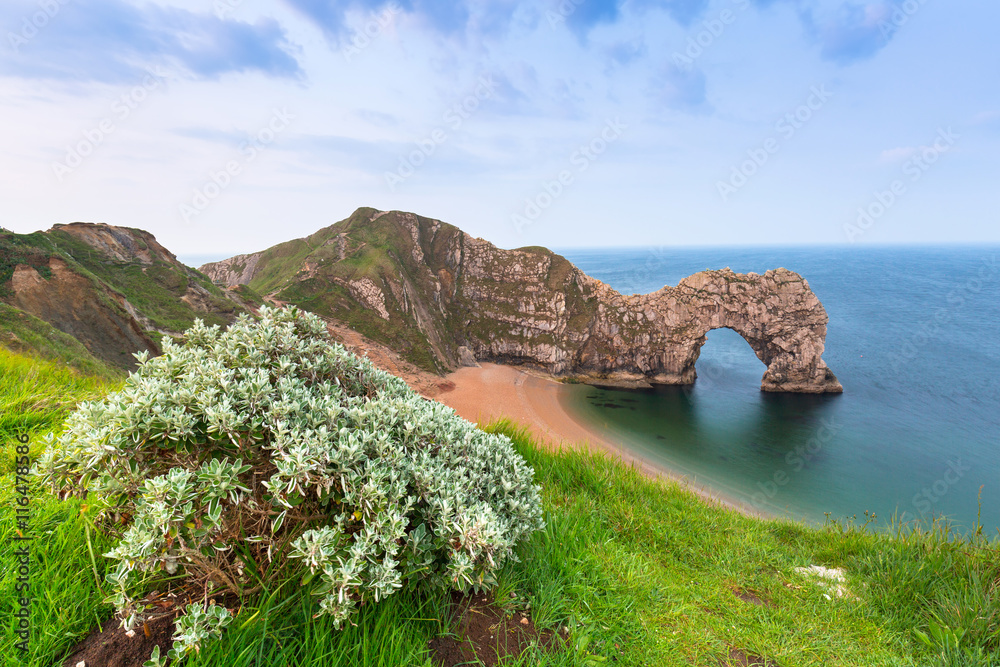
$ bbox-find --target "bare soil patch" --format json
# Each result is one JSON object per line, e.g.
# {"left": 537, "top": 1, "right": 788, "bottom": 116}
{"left": 61, "top": 607, "right": 175, "bottom": 667}
{"left": 428, "top": 590, "right": 559, "bottom": 667}
{"left": 729, "top": 584, "right": 771, "bottom": 607}
{"left": 725, "top": 647, "right": 781, "bottom": 666}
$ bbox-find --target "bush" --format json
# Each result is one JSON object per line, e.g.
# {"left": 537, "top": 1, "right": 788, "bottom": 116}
{"left": 38, "top": 306, "right": 544, "bottom": 661}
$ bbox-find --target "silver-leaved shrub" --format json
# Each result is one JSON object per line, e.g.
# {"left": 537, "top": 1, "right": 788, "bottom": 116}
{"left": 38, "top": 306, "right": 544, "bottom": 659}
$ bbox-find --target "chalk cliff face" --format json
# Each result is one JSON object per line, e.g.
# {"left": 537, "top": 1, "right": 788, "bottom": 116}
{"left": 201, "top": 208, "right": 842, "bottom": 393}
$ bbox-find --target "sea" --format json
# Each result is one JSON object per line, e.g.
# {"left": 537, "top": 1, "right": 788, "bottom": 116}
{"left": 556, "top": 246, "right": 1000, "bottom": 536}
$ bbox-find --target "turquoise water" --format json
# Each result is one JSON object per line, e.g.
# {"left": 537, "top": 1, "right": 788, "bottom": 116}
{"left": 557, "top": 246, "right": 1000, "bottom": 534}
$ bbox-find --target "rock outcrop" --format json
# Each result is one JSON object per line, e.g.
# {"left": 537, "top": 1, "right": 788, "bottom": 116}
{"left": 564, "top": 267, "right": 840, "bottom": 393}
{"left": 196, "top": 252, "right": 263, "bottom": 287}
{"left": 202, "top": 208, "right": 842, "bottom": 393}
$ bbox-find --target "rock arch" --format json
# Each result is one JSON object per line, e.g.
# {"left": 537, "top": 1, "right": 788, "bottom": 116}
{"left": 571, "top": 268, "right": 843, "bottom": 393}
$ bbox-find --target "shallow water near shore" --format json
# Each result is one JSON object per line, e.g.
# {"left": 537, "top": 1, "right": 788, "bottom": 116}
{"left": 558, "top": 245, "right": 1000, "bottom": 534}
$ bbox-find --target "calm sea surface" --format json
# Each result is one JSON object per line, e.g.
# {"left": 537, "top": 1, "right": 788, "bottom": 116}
{"left": 556, "top": 246, "right": 1000, "bottom": 534}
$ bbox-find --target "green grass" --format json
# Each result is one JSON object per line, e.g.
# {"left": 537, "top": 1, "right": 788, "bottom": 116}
{"left": 1, "top": 356, "right": 998, "bottom": 666}
{"left": 184, "top": 579, "right": 449, "bottom": 667}
{"left": 0, "top": 348, "right": 117, "bottom": 456}
{"left": 0, "top": 304, "right": 123, "bottom": 380}
{"left": 0, "top": 349, "right": 120, "bottom": 666}
{"left": 0, "top": 490, "right": 117, "bottom": 667}
{"left": 229, "top": 284, "right": 266, "bottom": 308}
{"left": 483, "top": 419, "right": 1000, "bottom": 667}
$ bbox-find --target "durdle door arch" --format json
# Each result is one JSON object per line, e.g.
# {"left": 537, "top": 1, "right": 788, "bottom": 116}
{"left": 528, "top": 267, "right": 844, "bottom": 394}
{"left": 481, "top": 267, "right": 844, "bottom": 394}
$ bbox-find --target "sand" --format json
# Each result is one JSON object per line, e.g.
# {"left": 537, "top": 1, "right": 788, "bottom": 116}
{"left": 321, "top": 316, "right": 764, "bottom": 518}
{"left": 435, "top": 363, "right": 765, "bottom": 518}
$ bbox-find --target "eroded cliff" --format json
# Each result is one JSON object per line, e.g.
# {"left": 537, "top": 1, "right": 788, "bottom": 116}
{"left": 202, "top": 208, "right": 841, "bottom": 393}
{"left": 0, "top": 223, "right": 246, "bottom": 370}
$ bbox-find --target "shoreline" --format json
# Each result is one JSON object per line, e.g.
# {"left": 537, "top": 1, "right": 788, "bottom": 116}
{"left": 433, "top": 363, "right": 769, "bottom": 520}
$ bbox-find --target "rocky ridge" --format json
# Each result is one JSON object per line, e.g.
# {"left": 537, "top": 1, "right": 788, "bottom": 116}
{"left": 202, "top": 208, "right": 841, "bottom": 393}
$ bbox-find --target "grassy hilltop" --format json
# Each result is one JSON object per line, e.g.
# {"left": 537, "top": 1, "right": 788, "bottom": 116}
{"left": 0, "top": 223, "right": 245, "bottom": 372}
{"left": 1, "top": 341, "right": 997, "bottom": 667}
{"left": 200, "top": 207, "right": 599, "bottom": 375}
{"left": 201, "top": 207, "right": 463, "bottom": 373}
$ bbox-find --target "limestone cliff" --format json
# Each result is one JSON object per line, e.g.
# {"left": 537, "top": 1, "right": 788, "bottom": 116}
{"left": 202, "top": 208, "right": 841, "bottom": 393}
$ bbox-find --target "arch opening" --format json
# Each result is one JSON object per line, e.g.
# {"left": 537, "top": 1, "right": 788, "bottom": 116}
{"left": 693, "top": 327, "right": 767, "bottom": 389}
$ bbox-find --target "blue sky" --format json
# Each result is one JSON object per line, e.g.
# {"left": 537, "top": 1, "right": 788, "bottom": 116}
{"left": 2, "top": 0, "right": 997, "bottom": 256}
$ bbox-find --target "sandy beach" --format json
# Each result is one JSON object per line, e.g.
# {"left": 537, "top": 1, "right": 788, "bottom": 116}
{"left": 324, "top": 320, "right": 766, "bottom": 519}
{"left": 434, "top": 363, "right": 766, "bottom": 518}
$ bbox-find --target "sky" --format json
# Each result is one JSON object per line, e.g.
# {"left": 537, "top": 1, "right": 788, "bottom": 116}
{"left": 1, "top": 0, "right": 998, "bottom": 259}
